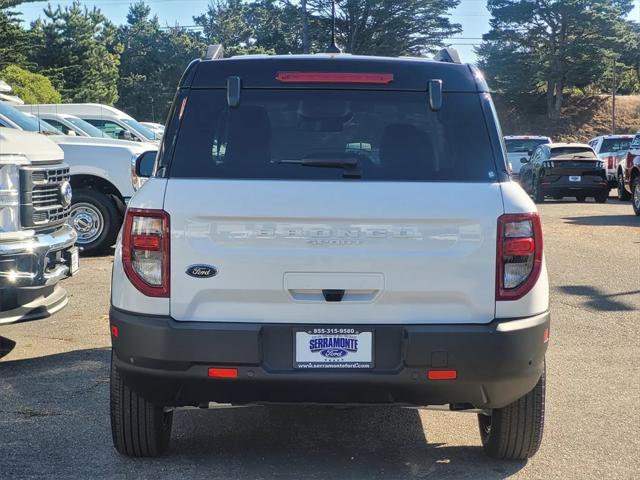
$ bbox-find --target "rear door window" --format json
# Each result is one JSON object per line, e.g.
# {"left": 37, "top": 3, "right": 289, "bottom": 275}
{"left": 85, "top": 119, "right": 129, "bottom": 140}
{"left": 169, "top": 89, "right": 498, "bottom": 182}
{"left": 505, "top": 139, "right": 549, "bottom": 154}
{"left": 600, "top": 138, "right": 632, "bottom": 153}
{"left": 43, "top": 118, "right": 70, "bottom": 135}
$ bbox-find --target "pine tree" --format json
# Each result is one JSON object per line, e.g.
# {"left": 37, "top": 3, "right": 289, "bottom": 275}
{"left": 118, "top": 2, "right": 204, "bottom": 120}
{"left": 31, "top": 1, "right": 122, "bottom": 104}
{"left": 478, "top": 0, "right": 636, "bottom": 119}
{"left": 0, "top": 0, "right": 37, "bottom": 68}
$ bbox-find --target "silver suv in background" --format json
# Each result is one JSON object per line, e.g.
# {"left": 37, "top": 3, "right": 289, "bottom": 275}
{"left": 504, "top": 136, "right": 552, "bottom": 178}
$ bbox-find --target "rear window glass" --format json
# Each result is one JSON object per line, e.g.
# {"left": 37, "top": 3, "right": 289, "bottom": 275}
{"left": 505, "top": 138, "right": 549, "bottom": 154}
{"left": 600, "top": 138, "right": 632, "bottom": 153}
{"left": 550, "top": 147, "right": 596, "bottom": 159}
{"left": 169, "top": 89, "right": 498, "bottom": 182}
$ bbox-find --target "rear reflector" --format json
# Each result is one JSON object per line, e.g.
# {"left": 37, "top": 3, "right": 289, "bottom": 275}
{"left": 543, "top": 327, "right": 550, "bottom": 343}
{"left": 504, "top": 237, "right": 535, "bottom": 256}
{"left": 110, "top": 325, "right": 118, "bottom": 337}
{"left": 208, "top": 368, "right": 238, "bottom": 379}
{"left": 132, "top": 234, "right": 161, "bottom": 251}
{"left": 427, "top": 370, "right": 457, "bottom": 380}
{"left": 276, "top": 72, "right": 394, "bottom": 84}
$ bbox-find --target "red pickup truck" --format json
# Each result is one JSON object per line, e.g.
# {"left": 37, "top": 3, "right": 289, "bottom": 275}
{"left": 619, "top": 133, "right": 640, "bottom": 215}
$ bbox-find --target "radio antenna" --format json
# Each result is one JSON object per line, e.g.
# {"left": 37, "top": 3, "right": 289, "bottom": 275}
{"left": 326, "top": 0, "right": 341, "bottom": 54}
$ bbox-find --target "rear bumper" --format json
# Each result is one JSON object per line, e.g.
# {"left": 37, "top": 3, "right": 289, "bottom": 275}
{"left": 540, "top": 180, "right": 609, "bottom": 196}
{"left": 111, "top": 308, "right": 550, "bottom": 409}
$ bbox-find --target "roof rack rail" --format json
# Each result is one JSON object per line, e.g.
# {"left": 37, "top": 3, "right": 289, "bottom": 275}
{"left": 204, "top": 44, "right": 224, "bottom": 60}
{"left": 433, "top": 47, "right": 462, "bottom": 64}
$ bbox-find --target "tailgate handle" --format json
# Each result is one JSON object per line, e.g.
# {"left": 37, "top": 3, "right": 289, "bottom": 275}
{"left": 322, "top": 289, "right": 345, "bottom": 302}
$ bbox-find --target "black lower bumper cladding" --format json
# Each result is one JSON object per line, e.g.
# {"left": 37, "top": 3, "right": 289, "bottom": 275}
{"left": 110, "top": 307, "right": 550, "bottom": 409}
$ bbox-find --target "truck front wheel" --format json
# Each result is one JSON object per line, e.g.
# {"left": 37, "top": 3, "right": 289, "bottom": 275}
{"left": 632, "top": 177, "right": 640, "bottom": 216}
{"left": 68, "top": 189, "right": 120, "bottom": 254}
{"left": 110, "top": 354, "right": 173, "bottom": 457}
{"left": 618, "top": 173, "right": 631, "bottom": 200}
{"left": 478, "top": 365, "right": 546, "bottom": 460}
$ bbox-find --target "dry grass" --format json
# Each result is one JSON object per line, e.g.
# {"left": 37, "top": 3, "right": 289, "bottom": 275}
{"left": 495, "top": 95, "right": 640, "bottom": 143}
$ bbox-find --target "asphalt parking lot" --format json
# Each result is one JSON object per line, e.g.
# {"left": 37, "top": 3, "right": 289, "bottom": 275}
{"left": 1, "top": 198, "right": 639, "bottom": 480}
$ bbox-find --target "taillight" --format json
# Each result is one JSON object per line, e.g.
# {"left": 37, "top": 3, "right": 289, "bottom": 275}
{"left": 542, "top": 161, "right": 554, "bottom": 169}
{"left": 122, "top": 208, "right": 170, "bottom": 297}
{"left": 496, "top": 213, "right": 543, "bottom": 301}
{"left": 607, "top": 156, "right": 615, "bottom": 170}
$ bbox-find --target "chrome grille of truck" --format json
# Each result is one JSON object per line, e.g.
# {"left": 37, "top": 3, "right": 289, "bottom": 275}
{"left": 20, "top": 165, "right": 72, "bottom": 230}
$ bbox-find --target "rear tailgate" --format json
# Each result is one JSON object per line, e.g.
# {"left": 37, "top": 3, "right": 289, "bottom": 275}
{"left": 166, "top": 181, "right": 503, "bottom": 325}
{"left": 164, "top": 82, "right": 506, "bottom": 325}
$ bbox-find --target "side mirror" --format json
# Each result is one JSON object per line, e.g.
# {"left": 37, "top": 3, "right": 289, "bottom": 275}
{"left": 135, "top": 151, "right": 157, "bottom": 178}
{"left": 119, "top": 130, "right": 134, "bottom": 141}
{"left": 520, "top": 157, "right": 530, "bottom": 164}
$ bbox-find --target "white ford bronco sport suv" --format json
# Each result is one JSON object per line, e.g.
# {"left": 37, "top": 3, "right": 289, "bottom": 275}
{"left": 110, "top": 50, "right": 550, "bottom": 460}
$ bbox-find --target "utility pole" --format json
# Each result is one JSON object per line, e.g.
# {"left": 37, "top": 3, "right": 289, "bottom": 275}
{"left": 612, "top": 56, "right": 617, "bottom": 135}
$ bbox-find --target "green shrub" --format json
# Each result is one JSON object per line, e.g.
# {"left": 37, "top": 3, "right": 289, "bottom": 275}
{"left": 0, "top": 65, "right": 62, "bottom": 104}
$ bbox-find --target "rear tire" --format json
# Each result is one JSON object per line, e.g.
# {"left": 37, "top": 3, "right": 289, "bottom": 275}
{"left": 532, "top": 179, "right": 545, "bottom": 204}
{"left": 633, "top": 177, "right": 640, "bottom": 216}
{"left": 110, "top": 354, "right": 173, "bottom": 457}
{"left": 575, "top": 195, "right": 586, "bottom": 203}
{"left": 69, "top": 189, "right": 120, "bottom": 254}
{"left": 594, "top": 192, "right": 608, "bottom": 204}
{"left": 478, "top": 366, "right": 546, "bottom": 460}
{"left": 618, "top": 173, "right": 631, "bottom": 200}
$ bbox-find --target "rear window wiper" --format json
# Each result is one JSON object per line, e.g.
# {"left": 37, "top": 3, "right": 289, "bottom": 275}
{"left": 278, "top": 153, "right": 362, "bottom": 178}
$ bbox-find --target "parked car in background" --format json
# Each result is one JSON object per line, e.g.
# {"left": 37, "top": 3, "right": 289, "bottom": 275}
{"left": 140, "top": 122, "right": 165, "bottom": 137}
{"left": 588, "top": 135, "right": 634, "bottom": 194}
{"left": 504, "top": 136, "right": 552, "bottom": 178}
{"left": 25, "top": 112, "right": 109, "bottom": 138}
{"left": 16, "top": 104, "right": 160, "bottom": 144}
{"left": 619, "top": 133, "right": 640, "bottom": 214}
{"left": 0, "top": 101, "right": 157, "bottom": 253}
{"left": 0, "top": 128, "right": 78, "bottom": 323}
{"left": 520, "top": 143, "right": 608, "bottom": 203}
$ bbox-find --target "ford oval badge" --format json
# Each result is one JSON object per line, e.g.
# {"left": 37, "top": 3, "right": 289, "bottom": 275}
{"left": 186, "top": 265, "right": 218, "bottom": 278}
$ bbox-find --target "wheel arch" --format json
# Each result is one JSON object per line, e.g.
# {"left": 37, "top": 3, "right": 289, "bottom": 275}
{"left": 70, "top": 174, "right": 125, "bottom": 212}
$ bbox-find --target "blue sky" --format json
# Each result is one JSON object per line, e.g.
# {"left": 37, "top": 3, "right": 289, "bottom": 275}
{"left": 16, "top": 0, "right": 640, "bottom": 64}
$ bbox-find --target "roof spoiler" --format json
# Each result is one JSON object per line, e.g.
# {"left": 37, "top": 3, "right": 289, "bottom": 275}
{"left": 204, "top": 44, "right": 224, "bottom": 60}
{"left": 433, "top": 47, "right": 462, "bottom": 64}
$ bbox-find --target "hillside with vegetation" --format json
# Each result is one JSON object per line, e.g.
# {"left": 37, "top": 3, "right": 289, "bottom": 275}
{"left": 495, "top": 95, "right": 640, "bottom": 143}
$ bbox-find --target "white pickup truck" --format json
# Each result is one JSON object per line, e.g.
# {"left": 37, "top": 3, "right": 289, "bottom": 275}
{"left": 0, "top": 128, "right": 78, "bottom": 323}
{"left": 504, "top": 136, "right": 552, "bottom": 178}
{"left": 587, "top": 135, "right": 634, "bottom": 195}
{"left": 0, "top": 101, "right": 157, "bottom": 253}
